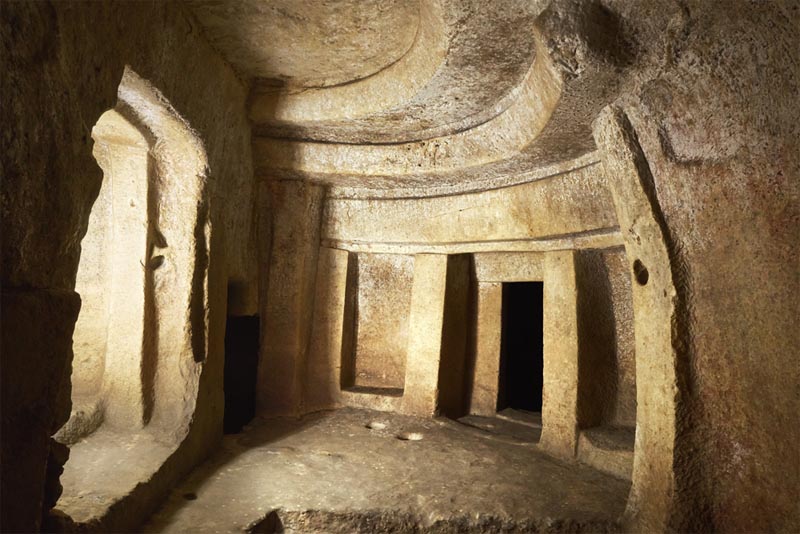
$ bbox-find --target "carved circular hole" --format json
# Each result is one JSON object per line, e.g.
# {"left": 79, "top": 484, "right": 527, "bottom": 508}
{"left": 366, "top": 421, "right": 387, "bottom": 430}
{"left": 183, "top": 492, "right": 198, "bottom": 501}
{"left": 397, "top": 431, "right": 424, "bottom": 441}
{"left": 633, "top": 259, "right": 649, "bottom": 286}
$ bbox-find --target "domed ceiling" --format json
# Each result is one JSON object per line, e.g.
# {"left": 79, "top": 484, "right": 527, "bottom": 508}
{"left": 185, "top": 0, "right": 420, "bottom": 88}
{"left": 183, "top": 0, "right": 621, "bottom": 197}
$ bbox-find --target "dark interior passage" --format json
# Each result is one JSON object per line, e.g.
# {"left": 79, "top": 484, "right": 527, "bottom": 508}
{"left": 498, "top": 282, "right": 544, "bottom": 412}
{"left": 223, "top": 315, "right": 259, "bottom": 434}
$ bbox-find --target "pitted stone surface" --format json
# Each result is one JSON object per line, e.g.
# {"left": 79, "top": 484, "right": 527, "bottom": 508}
{"left": 185, "top": 0, "right": 419, "bottom": 88}
{"left": 254, "top": 0, "right": 546, "bottom": 142}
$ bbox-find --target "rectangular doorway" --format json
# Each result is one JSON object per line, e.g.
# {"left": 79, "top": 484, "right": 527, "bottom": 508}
{"left": 497, "top": 282, "right": 544, "bottom": 412}
{"left": 223, "top": 315, "right": 259, "bottom": 434}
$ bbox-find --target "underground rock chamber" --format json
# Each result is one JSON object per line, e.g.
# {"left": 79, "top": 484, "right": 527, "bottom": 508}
{"left": 6, "top": 0, "right": 796, "bottom": 533}
{"left": 49, "top": 6, "right": 643, "bottom": 532}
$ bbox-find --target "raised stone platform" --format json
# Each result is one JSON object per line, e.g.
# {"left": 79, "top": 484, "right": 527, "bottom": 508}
{"left": 56, "top": 429, "right": 175, "bottom": 525}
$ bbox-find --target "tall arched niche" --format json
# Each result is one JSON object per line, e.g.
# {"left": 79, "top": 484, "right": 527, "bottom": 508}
{"left": 53, "top": 66, "right": 210, "bottom": 528}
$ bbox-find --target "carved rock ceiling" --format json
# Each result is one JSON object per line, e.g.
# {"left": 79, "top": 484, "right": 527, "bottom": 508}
{"left": 185, "top": 0, "right": 420, "bottom": 88}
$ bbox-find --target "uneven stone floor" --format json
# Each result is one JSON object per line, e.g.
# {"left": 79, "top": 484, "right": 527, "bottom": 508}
{"left": 144, "top": 408, "right": 630, "bottom": 533}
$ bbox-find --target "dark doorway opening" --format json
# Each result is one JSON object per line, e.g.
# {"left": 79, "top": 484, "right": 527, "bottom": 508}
{"left": 223, "top": 315, "right": 259, "bottom": 434}
{"left": 498, "top": 282, "right": 544, "bottom": 412}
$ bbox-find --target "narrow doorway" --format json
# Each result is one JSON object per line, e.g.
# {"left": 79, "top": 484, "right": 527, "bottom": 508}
{"left": 497, "top": 282, "right": 544, "bottom": 412}
{"left": 223, "top": 315, "right": 260, "bottom": 434}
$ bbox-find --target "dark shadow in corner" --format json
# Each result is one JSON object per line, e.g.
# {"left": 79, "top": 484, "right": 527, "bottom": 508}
{"left": 223, "top": 313, "right": 259, "bottom": 434}
{"left": 190, "top": 196, "right": 209, "bottom": 363}
{"left": 575, "top": 249, "right": 618, "bottom": 428}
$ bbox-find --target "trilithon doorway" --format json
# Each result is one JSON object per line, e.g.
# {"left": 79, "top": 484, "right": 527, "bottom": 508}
{"left": 498, "top": 281, "right": 544, "bottom": 412}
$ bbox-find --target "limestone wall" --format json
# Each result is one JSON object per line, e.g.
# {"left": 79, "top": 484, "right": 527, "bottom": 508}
{"left": 258, "top": 173, "right": 636, "bottom": 469}
{"left": 79, "top": 111, "right": 151, "bottom": 430}
{"left": 575, "top": 247, "right": 636, "bottom": 429}
{"left": 1, "top": 2, "right": 255, "bottom": 531}
{"left": 322, "top": 165, "right": 617, "bottom": 249}
{"left": 70, "top": 143, "right": 115, "bottom": 398}
{"left": 592, "top": 1, "right": 800, "bottom": 530}
{"left": 351, "top": 253, "right": 414, "bottom": 391}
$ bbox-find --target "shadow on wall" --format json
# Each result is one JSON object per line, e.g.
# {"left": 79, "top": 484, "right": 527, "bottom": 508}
{"left": 575, "top": 248, "right": 636, "bottom": 429}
